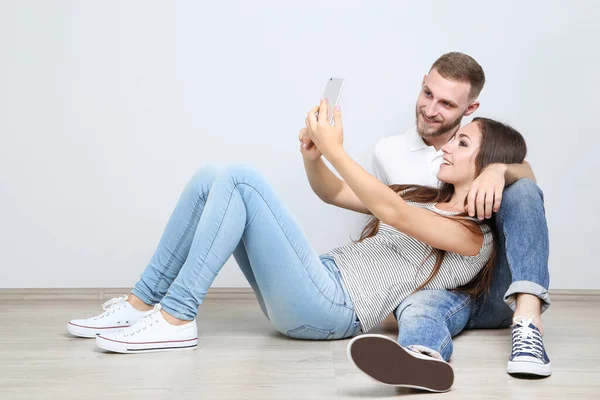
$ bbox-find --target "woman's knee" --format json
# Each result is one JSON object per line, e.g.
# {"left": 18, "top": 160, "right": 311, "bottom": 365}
{"left": 188, "top": 165, "right": 219, "bottom": 189}
{"left": 221, "top": 164, "right": 262, "bottom": 179}
{"left": 187, "top": 164, "right": 265, "bottom": 195}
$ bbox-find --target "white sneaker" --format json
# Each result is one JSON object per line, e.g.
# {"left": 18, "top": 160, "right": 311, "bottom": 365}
{"left": 67, "top": 295, "right": 154, "bottom": 338}
{"left": 95, "top": 304, "right": 198, "bottom": 354}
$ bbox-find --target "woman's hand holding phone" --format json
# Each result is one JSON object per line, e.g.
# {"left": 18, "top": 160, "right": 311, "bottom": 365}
{"left": 306, "top": 99, "right": 345, "bottom": 161}
{"left": 299, "top": 77, "right": 345, "bottom": 162}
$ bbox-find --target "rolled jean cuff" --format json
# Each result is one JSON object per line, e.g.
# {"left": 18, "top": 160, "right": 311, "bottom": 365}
{"left": 503, "top": 280, "right": 551, "bottom": 313}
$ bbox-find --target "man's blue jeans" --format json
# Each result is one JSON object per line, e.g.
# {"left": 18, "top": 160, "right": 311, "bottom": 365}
{"left": 394, "top": 179, "right": 551, "bottom": 361}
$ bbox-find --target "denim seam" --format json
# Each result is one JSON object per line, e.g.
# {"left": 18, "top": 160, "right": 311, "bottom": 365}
{"left": 236, "top": 182, "right": 351, "bottom": 309}
{"left": 438, "top": 295, "right": 472, "bottom": 355}
{"left": 496, "top": 192, "right": 549, "bottom": 292}
{"left": 495, "top": 179, "right": 547, "bottom": 283}
{"left": 152, "top": 193, "right": 204, "bottom": 302}
{"left": 176, "top": 189, "right": 235, "bottom": 315}
{"left": 178, "top": 181, "right": 351, "bottom": 315}
{"left": 443, "top": 295, "right": 472, "bottom": 323}
{"left": 496, "top": 212, "right": 519, "bottom": 293}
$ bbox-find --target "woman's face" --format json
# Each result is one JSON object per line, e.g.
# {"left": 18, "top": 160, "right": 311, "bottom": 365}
{"left": 437, "top": 121, "right": 482, "bottom": 186}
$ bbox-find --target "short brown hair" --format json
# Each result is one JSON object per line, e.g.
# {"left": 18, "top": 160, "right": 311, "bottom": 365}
{"left": 430, "top": 52, "right": 485, "bottom": 100}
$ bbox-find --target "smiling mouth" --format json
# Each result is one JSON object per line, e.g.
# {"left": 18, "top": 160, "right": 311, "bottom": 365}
{"left": 442, "top": 159, "right": 452, "bottom": 166}
{"left": 422, "top": 113, "right": 440, "bottom": 124}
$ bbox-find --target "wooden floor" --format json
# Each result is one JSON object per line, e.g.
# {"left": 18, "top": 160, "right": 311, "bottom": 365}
{"left": 1, "top": 295, "right": 599, "bottom": 399}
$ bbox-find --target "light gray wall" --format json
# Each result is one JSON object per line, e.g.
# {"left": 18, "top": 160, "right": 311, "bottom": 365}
{"left": 1, "top": 1, "right": 598, "bottom": 289}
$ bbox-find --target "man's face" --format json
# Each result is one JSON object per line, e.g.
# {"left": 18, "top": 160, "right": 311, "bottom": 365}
{"left": 415, "top": 68, "right": 473, "bottom": 138}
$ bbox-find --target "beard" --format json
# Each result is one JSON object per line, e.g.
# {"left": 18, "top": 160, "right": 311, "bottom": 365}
{"left": 415, "top": 107, "right": 463, "bottom": 139}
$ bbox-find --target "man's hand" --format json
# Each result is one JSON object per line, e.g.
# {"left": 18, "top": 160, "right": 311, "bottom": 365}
{"left": 298, "top": 127, "right": 322, "bottom": 161}
{"left": 466, "top": 163, "right": 507, "bottom": 220}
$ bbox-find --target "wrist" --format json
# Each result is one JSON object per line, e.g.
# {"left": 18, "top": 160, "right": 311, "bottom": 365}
{"left": 302, "top": 154, "right": 321, "bottom": 165}
{"left": 324, "top": 147, "right": 347, "bottom": 164}
{"left": 489, "top": 163, "right": 508, "bottom": 176}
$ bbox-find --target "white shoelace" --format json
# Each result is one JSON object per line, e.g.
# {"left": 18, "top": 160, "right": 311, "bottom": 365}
{"left": 93, "top": 295, "right": 128, "bottom": 320}
{"left": 122, "top": 304, "right": 162, "bottom": 337}
{"left": 512, "top": 316, "right": 544, "bottom": 359}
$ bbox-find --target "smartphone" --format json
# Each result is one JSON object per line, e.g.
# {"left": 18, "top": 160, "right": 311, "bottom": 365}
{"left": 319, "top": 77, "right": 345, "bottom": 125}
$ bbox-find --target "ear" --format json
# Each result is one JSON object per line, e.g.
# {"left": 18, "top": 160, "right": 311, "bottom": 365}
{"left": 463, "top": 101, "right": 480, "bottom": 117}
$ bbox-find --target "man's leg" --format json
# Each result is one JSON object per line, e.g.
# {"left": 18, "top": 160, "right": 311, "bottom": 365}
{"left": 468, "top": 178, "right": 551, "bottom": 376}
{"left": 395, "top": 290, "right": 473, "bottom": 362}
{"left": 346, "top": 290, "right": 472, "bottom": 392}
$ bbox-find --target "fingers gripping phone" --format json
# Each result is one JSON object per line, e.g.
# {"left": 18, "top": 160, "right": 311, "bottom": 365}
{"left": 318, "top": 77, "right": 345, "bottom": 125}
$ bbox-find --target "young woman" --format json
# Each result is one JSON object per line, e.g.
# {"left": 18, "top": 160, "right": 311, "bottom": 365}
{"left": 67, "top": 101, "right": 526, "bottom": 370}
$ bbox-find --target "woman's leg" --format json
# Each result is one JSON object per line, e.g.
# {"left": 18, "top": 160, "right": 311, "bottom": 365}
{"left": 130, "top": 166, "right": 265, "bottom": 312}
{"left": 129, "top": 166, "right": 219, "bottom": 305}
{"left": 69, "top": 166, "right": 222, "bottom": 338}
{"left": 232, "top": 241, "right": 269, "bottom": 320}
{"left": 160, "top": 165, "right": 358, "bottom": 339}
{"left": 95, "top": 165, "right": 358, "bottom": 352}
{"left": 70, "top": 165, "right": 271, "bottom": 341}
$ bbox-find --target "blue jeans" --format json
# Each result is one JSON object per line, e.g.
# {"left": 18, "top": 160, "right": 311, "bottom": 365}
{"left": 394, "top": 179, "right": 550, "bottom": 361}
{"left": 131, "top": 165, "right": 361, "bottom": 340}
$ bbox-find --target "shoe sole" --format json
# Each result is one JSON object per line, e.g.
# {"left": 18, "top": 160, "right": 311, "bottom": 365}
{"left": 507, "top": 360, "right": 552, "bottom": 377}
{"left": 96, "top": 335, "right": 198, "bottom": 354}
{"left": 67, "top": 322, "right": 129, "bottom": 338}
{"left": 347, "top": 334, "right": 454, "bottom": 392}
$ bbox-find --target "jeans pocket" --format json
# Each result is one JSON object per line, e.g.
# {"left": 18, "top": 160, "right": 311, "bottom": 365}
{"left": 286, "top": 325, "right": 336, "bottom": 340}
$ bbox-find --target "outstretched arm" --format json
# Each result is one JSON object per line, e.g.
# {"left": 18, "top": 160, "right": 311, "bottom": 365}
{"left": 299, "top": 128, "right": 370, "bottom": 214}
{"left": 306, "top": 100, "right": 483, "bottom": 256}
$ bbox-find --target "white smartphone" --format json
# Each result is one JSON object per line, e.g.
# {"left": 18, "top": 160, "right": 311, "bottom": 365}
{"left": 319, "top": 77, "right": 345, "bottom": 125}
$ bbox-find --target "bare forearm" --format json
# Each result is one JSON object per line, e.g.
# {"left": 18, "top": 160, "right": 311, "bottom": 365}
{"left": 327, "top": 150, "right": 406, "bottom": 222}
{"left": 499, "top": 161, "right": 536, "bottom": 185}
{"left": 303, "top": 157, "right": 345, "bottom": 203}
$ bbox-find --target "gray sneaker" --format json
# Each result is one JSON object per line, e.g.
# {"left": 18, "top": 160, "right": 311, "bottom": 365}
{"left": 347, "top": 334, "right": 454, "bottom": 392}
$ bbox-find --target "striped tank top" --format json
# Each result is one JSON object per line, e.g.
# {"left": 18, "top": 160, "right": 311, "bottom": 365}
{"left": 327, "top": 201, "right": 493, "bottom": 332}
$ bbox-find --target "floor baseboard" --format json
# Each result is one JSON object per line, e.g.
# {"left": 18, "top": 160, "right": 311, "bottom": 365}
{"left": 0, "top": 287, "right": 256, "bottom": 301}
{"left": 0, "top": 288, "right": 598, "bottom": 301}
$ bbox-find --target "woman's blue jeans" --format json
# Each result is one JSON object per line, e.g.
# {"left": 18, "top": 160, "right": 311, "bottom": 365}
{"left": 131, "top": 165, "right": 361, "bottom": 340}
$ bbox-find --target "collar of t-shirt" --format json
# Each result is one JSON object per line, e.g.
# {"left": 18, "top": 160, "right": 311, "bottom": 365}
{"left": 408, "top": 128, "right": 444, "bottom": 168}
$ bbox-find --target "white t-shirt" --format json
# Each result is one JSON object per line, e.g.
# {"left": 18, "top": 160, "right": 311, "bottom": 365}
{"left": 372, "top": 128, "right": 443, "bottom": 187}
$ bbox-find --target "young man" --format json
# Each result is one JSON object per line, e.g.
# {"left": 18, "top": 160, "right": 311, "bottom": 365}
{"left": 347, "top": 52, "right": 551, "bottom": 391}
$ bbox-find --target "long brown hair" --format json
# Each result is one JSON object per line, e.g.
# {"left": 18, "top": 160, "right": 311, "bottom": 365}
{"left": 358, "top": 118, "right": 528, "bottom": 296}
